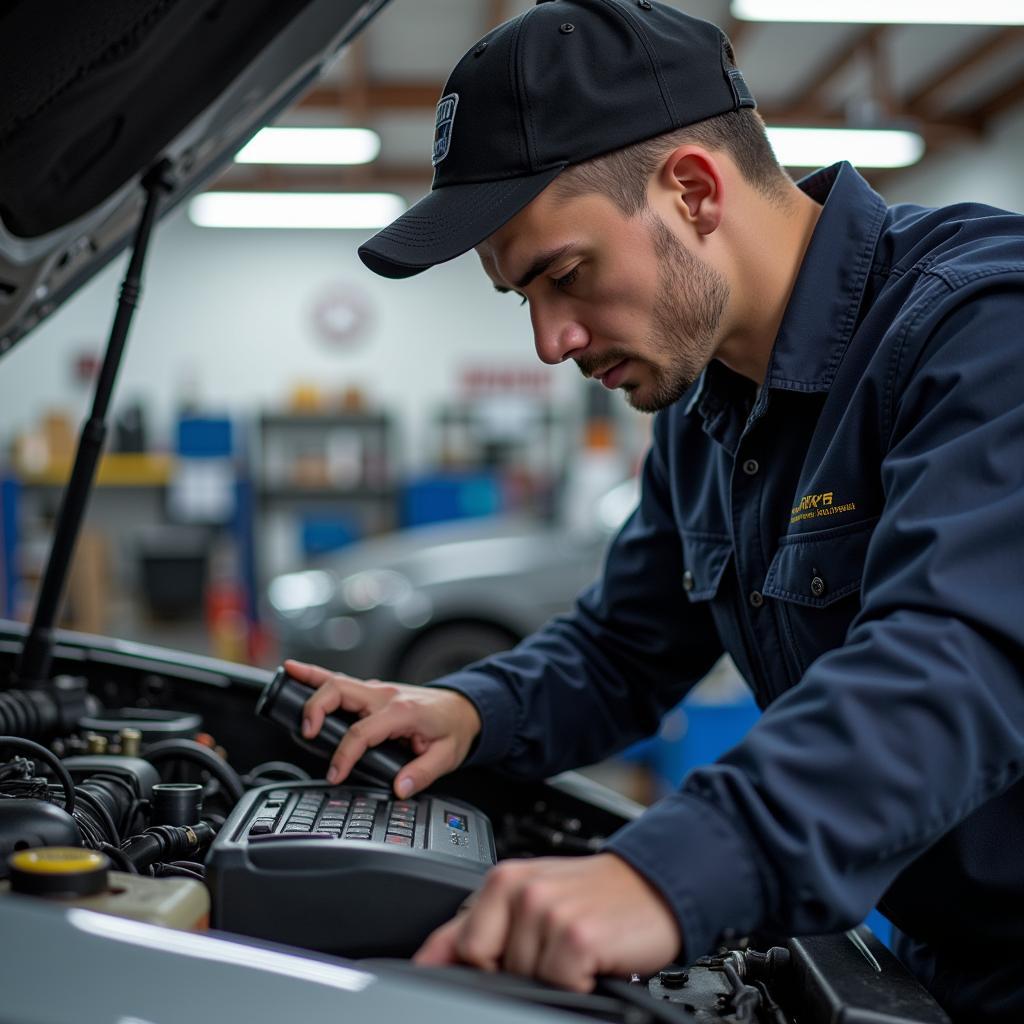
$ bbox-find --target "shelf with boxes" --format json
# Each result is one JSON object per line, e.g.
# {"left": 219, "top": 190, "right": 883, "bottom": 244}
{"left": 254, "top": 411, "right": 399, "bottom": 581}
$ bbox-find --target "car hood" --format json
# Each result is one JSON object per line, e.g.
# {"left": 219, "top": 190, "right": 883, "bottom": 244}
{"left": 0, "top": 0, "right": 387, "bottom": 357}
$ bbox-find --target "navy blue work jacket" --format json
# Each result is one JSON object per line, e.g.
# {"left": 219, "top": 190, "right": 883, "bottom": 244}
{"left": 434, "top": 162, "right": 1024, "bottom": 1020}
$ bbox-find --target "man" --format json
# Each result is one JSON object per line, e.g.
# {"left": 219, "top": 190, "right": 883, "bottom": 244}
{"left": 290, "top": 1, "right": 1024, "bottom": 1018}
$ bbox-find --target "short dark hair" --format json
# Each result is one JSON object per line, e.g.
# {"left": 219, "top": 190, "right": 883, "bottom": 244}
{"left": 553, "top": 108, "right": 792, "bottom": 215}
{"left": 552, "top": 48, "right": 792, "bottom": 214}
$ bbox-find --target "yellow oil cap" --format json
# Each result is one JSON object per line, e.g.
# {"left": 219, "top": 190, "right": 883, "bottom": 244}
{"left": 8, "top": 848, "right": 110, "bottom": 898}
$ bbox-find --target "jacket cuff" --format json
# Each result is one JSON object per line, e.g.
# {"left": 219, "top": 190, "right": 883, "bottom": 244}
{"left": 603, "top": 791, "right": 764, "bottom": 962}
{"left": 426, "top": 669, "right": 520, "bottom": 766}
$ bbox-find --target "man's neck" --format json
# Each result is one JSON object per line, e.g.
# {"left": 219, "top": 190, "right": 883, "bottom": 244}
{"left": 716, "top": 185, "right": 823, "bottom": 386}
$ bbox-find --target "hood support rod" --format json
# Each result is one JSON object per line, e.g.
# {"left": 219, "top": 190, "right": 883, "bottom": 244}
{"left": 14, "top": 161, "right": 173, "bottom": 687}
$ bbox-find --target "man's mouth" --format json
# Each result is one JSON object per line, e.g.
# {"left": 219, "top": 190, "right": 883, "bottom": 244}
{"left": 596, "top": 360, "right": 629, "bottom": 389}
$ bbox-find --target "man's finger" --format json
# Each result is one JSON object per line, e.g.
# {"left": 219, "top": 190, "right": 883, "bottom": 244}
{"left": 326, "top": 702, "right": 413, "bottom": 785}
{"left": 535, "top": 914, "right": 598, "bottom": 993}
{"left": 413, "top": 917, "right": 462, "bottom": 966}
{"left": 284, "top": 659, "right": 341, "bottom": 688}
{"left": 500, "top": 878, "right": 548, "bottom": 978}
{"left": 301, "top": 673, "right": 373, "bottom": 739}
{"left": 394, "top": 739, "right": 456, "bottom": 799}
{"left": 446, "top": 865, "right": 518, "bottom": 971}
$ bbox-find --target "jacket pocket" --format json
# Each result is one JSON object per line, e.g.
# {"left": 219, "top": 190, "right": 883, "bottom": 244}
{"left": 681, "top": 532, "right": 733, "bottom": 602}
{"left": 763, "top": 517, "right": 878, "bottom": 670}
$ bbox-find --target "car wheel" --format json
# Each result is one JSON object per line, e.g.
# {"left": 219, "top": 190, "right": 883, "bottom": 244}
{"left": 396, "top": 622, "right": 519, "bottom": 684}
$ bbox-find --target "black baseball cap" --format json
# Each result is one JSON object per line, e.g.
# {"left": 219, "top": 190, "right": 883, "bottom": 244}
{"left": 358, "top": 0, "right": 754, "bottom": 279}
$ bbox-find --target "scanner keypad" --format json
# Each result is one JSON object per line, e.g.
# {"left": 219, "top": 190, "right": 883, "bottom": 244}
{"left": 247, "top": 787, "right": 421, "bottom": 846}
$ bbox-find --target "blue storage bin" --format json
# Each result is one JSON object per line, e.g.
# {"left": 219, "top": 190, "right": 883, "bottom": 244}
{"left": 401, "top": 473, "right": 502, "bottom": 527}
{"left": 300, "top": 515, "right": 360, "bottom": 557}
{"left": 176, "top": 416, "right": 234, "bottom": 458}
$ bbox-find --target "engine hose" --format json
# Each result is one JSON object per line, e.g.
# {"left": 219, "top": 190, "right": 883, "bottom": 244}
{"left": 0, "top": 690, "right": 58, "bottom": 739}
{"left": 142, "top": 740, "right": 244, "bottom": 804}
{"left": 119, "top": 822, "right": 215, "bottom": 872}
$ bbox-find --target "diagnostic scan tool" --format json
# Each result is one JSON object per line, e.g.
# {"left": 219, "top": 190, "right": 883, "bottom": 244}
{"left": 206, "top": 668, "right": 495, "bottom": 956}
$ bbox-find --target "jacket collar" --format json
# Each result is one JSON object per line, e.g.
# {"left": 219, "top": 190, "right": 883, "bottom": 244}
{"left": 685, "top": 161, "right": 887, "bottom": 425}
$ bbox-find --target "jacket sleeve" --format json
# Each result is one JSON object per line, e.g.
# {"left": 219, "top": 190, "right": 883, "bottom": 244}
{"left": 428, "top": 409, "right": 725, "bottom": 776}
{"left": 605, "top": 281, "right": 1024, "bottom": 961}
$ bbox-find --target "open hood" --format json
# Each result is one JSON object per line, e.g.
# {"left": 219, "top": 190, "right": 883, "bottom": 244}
{"left": 0, "top": 0, "right": 388, "bottom": 357}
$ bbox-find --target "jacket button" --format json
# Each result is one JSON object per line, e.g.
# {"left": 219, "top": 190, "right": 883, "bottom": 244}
{"left": 810, "top": 575, "right": 826, "bottom": 597}
{"left": 682, "top": 570, "right": 695, "bottom": 592}
{"left": 742, "top": 458, "right": 759, "bottom": 476}
{"left": 749, "top": 590, "right": 764, "bottom": 608}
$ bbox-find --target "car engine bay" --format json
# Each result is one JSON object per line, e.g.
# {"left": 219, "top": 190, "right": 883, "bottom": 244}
{"left": 0, "top": 625, "right": 950, "bottom": 1024}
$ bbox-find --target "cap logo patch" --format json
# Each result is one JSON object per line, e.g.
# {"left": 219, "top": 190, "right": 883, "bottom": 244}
{"left": 432, "top": 92, "right": 459, "bottom": 166}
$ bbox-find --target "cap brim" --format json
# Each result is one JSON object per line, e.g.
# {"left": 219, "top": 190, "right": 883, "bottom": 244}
{"left": 358, "top": 165, "right": 566, "bottom": 279}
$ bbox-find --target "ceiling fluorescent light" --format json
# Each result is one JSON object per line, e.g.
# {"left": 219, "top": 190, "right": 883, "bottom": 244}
{"left": 235, "top": 127, "right": 381, "bottom": 165}
{"left": 732, "top": 0, "right": 1024, "bottom": 24}
{"left": 766, "top": 127, "right": 925, "bottom": 168}
{"left": 188, "top": 192, "right": 407, "bottom": 230}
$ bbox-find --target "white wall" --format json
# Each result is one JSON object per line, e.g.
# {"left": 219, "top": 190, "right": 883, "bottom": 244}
{"left": 0, "top": 206, "right": 583, "bottom": 470}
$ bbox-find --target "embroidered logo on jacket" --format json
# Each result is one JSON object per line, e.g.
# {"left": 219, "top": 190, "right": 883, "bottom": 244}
{"left": 432, "top": 93, "right": 459, "bottom": 166}
{"left": 791, "top": 491, "right": 857, "bottom": 524}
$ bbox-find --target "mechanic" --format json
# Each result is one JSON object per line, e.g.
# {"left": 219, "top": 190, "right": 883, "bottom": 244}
{"left": 291, "top": 1, "right": 1024, "bottom": 1019}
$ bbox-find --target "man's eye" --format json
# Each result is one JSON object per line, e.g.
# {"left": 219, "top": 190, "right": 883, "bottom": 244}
{"left": 553, "top": 266, "right": 579, "bottom": 290}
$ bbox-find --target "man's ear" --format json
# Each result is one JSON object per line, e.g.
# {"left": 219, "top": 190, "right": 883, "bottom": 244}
{"left": 657, "top": 146, "right": 723, "bottom": 236}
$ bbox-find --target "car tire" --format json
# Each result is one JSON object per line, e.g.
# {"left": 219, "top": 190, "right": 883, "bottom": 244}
{"left": 396, "top": 622, "right": 519, "bottom": 684}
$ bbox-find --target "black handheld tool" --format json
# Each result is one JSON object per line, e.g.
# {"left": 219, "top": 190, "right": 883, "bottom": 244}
{"left": 256, "top": 666, "right": 411, "bottom": 785}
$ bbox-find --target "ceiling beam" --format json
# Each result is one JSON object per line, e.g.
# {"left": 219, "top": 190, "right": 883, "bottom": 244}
{"left": 299, "top": 81, "right": 440, "bottom": 111}
{"left": 905, "top": 27, "right": 1024, "bottom": 115}
{"left": 777, "top": 25, "right": 886, "bottom": 117}
{"left": 967, "top": 67, "right": 1024, "bottom": 127}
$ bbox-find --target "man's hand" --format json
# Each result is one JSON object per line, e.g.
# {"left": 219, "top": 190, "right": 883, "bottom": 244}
{"left": 285, "top": 659, "right": 481, "bottom": 798}
{"left": 414, "top": 853, "right": 683, "bottom": 992}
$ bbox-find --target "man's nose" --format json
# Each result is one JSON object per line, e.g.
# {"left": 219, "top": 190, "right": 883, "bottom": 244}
{"left": 531, "top": 304, "right": 590, "bottom": 365}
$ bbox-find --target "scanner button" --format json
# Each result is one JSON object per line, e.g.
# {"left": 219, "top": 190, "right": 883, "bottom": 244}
{"left": 386, "top": 835, "right": 412, "bottom": 846}
{"left": 249, "top": 819, "right": 275, "bottom": 835}
{"left": 387, "top": 825, "right": 413, "bottom": 837}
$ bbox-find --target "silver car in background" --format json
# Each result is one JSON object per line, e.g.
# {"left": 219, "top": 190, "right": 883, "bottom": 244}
{"left": 267, "top": 479, "right": 640, "bottom": 682}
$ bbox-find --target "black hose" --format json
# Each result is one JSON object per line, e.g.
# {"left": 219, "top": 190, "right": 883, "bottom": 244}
{"left": 142, "top": 739, "right": 244, "bottom": 804}
{"left": 0, "top": 691, "right": 58, "bottom": 738}
{"left": 72, "top": 786, "right": 120, "bottom": 845}
{"left": 98, "top": 842, "right": 138, "bottom": 874}
{"left": 120, "top": 822, "right": 215, "bottom": 872}
{"left": 154, "top": 863, "right": 205, "bottom": 882}
{"left": 0, "top": 735, "right": 75, "bottom": 815}
{"left": 245, "top": 760, "right": 309, "bottom": 785}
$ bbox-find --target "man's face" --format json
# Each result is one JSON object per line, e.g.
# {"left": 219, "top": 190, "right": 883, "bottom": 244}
{"left": 476, "top": 186, "right": 729, "bottom": 413}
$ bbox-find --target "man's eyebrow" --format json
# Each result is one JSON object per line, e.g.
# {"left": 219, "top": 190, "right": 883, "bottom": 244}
{"left": 494, "top": 243, "right": 578, "bottom": 293}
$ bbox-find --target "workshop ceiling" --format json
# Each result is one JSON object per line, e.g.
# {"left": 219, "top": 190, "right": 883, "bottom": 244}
{"left": 215, "top": 0, "right": 1024, "bottom": 194}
